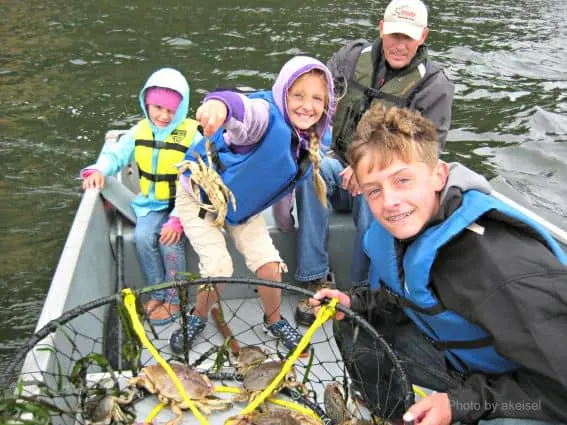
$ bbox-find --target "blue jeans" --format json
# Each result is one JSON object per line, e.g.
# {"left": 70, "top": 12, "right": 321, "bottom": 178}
{"left": 296, "top": 156, "right": 373, "bottom": 286}
{"left": 134, "top": 210, "right": 186, "bottom": 304}
{"left": 334, "top": 318, "right": 562, "bottom": 425}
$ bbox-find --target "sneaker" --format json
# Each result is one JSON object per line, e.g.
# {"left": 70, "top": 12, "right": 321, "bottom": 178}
{"left": 295, "top": 272, "right": 336, "bottom": 326}
{"left": 263, "top": 316, "right": 308, "bottom": 355}
{"left": 169, "top": 314, "right": 207, "bottom": 354}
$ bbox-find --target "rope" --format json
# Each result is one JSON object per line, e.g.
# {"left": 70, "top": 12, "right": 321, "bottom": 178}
{"left": 230, "top": 298, "right": 338, "bottom": 422}
{"left": 214, "top": 386, "right": 322, "bottom": 423}
{"left": 412, "top": 385, "right": 428, "bottom": 399}
{"left": 122, "top": 288, "right": 209, "bottom": 425}
{"left": 145, "top": 401, "right": 167, "bottom": 423}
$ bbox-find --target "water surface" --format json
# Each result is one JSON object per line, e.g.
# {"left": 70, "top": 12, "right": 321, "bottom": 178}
{"left": 1, "top": 0, "right": 566, "bottom": 371}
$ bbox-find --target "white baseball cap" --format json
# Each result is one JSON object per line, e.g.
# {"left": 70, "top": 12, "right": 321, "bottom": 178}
{"left": 382, "top": 0, "right": 428, "bottom": 41}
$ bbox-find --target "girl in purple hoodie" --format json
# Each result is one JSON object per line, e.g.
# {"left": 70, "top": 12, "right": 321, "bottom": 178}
{"left": 170, "top": 56, "right": 334, "bottom": 355}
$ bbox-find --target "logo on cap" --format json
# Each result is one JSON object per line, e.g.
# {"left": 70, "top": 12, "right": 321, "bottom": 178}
{"left": 382, "top": 0, "right": 428, "bottom": 40}
{"left": 396, "top": 7, "right": 417, "bottom": 21}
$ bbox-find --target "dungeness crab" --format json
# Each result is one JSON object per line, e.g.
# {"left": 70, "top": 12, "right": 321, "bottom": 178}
{"left": 323, "top": 382, "right": 374, "bottom": 425}
{"left": 228, "top": 408, "right": 322, "bottom": 425}
{"left": 233, "top": 361, "right": 305, "bottom": 405}
{"left": 129, "top": 362, "right": 232, "bottom": 425}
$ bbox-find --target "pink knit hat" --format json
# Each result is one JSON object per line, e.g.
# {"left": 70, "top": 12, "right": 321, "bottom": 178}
{"left": 145, "top": 87, "right": 182, "bottom": 112}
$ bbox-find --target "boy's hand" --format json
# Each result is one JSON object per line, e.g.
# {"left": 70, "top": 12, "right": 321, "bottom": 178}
{"left": 339, "top": 166, "right": 361, "bottom": 196}
{"left": 403, "top": 393, "right": 452, "bottom": 425}
{"left": 82, "top": 171, "right": 105, "bottom": 190}
{"left": 196, "top": 99, "right": 228, "bottom": 137}
{"left": 309, "top": 288, "right": 351, "bottom": 320}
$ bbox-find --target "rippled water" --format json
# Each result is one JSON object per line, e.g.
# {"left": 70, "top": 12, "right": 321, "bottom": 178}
{"left": 1, "top": 0, "right": 566, "bottom": 371}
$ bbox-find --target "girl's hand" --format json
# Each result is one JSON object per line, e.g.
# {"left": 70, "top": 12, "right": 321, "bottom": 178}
{"left": 159, "top": 224, "right": 182, "bottom": 245}
{"left": 82, "top": 171, "right": 105, "bottom": 190}
{"left": 309, "top": 288, "right": 351, "bottom": 320}
{"left": 160, "top": 217, "right": 183, "bottom": 245}
{"left": 196, "top": 99, "right": 228, "bottom": 137}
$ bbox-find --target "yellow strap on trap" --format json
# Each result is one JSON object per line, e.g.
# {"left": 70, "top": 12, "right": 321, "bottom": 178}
{"left": 235, "top": 298, "right": 338, "bottom": 419}
{"left": 122, "top": 288, "right": 209, "bottom": 425}
{"left": 267, "top": 396, "right": 323, "bottom": 423}
{"left": 146, "top": 401, "right": 167, "bottom": 423}
{"left": 215, "top": 386, "right": 322, "bottom": 424}
{"left": 412, "top": 385, "right": 428, "bottom": 399}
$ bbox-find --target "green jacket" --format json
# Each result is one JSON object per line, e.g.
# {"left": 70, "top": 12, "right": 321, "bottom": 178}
{"left": 328, "top": 39, "right": 454, "bottom": 163}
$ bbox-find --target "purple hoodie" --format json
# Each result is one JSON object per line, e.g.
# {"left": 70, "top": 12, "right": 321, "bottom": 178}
{"left": 180, "top": 56, "right": 335, "bottom": 212}
{"left": 204, "top": 55, "right": 334, "bottom": 152}
{"left": 271, "top": 55, "right": 335, "bottom": 145}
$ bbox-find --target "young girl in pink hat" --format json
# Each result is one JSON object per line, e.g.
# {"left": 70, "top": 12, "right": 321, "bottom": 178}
{"left": 81, "top": 68, "right": 202, "bottom": 325}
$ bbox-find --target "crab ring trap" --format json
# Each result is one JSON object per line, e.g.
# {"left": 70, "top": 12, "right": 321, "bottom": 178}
{"left": 1, "top": 277, "right": 415, "bottom": 425}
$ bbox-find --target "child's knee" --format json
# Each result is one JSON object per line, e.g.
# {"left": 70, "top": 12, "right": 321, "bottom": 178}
{"left": 320, "top": 155, "right": 339, "bottom": 177}
{"left": 134, "top": 229, "right": 158, "bottom": 250}
{"left": 255, "top": 261, "right": 286, "bottom": 281}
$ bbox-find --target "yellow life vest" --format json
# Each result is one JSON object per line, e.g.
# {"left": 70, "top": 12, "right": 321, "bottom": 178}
{"left": 134, "top": 118, "right": 199, "bottom": 207}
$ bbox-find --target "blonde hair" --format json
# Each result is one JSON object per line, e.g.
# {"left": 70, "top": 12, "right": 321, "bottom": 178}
{"left": 307, "top": 126, "right": 327, "bottom": 207}
{"left": 348, "top": 103, "right": 438, "bottom": 175}
{"left": 294, "top": 68, "right": 330, "bottom": 208}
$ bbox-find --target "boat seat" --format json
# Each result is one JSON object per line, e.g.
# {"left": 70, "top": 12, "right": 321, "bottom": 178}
{"left": 112, "top": 153, "right": 357, "bottom": 299}
{"left": 116, "top": 205, "right": 356, "bottom": 300}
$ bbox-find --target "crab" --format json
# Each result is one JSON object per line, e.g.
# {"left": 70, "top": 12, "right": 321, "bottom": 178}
{"left": 232, "top": 361, "right": 305, "bottom": 404}
{"left": 177, "top": 139, "right": 236, "bottom": 227}
{"left": 129, "top": 362, "right": 232, "bottom": 424}
{"left": 324, "top": 383, "right": 351, "bottom": 425}
{"left": 82, "top": 391, "right": 136, "bottom": 425}
{"left": 323, "top": 383, "right": 374, "bottom": 425}
{"left": 227, "top": 408, "right": 322, "bottom": 425}
{"left": 236, "top": 346, "right": 269, "bottom": 375}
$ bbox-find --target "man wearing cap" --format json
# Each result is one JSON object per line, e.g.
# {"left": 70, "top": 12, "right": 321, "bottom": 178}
{"left": 293, "top": 0, "right": 454, "bottom": 326}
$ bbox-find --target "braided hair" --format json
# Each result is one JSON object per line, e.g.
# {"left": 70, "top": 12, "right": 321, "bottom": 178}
{"left": 307, "top": 125, "right": 327, "bottom": 207}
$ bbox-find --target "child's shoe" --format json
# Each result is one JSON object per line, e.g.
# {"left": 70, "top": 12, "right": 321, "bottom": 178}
{"left": 263, "top": 316, "right": 309, "bottom": 356}
{"left": 169, "top": 314, "right": 207, "bottom": 354}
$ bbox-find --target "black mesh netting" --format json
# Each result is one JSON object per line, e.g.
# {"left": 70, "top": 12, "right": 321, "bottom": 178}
{"left": 1, "top": 278, "right": 414, "bottom": 425}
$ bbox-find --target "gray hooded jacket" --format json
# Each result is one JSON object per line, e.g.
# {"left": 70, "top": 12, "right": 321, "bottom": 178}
{"left": 327, "top": 38, "right": 454, "bottom": 149}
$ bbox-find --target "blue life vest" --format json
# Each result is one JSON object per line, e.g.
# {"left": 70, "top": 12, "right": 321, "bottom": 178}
{"left": 182, "top": 91, "right": 330, "bottom": 225}
{"left": 364, "top": 190, "right": 567, "bottom": 374}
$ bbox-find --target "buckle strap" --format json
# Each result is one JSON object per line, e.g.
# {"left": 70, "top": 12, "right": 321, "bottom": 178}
{"left": 207, "top": 140, "right": 226, "bottom": 172}
{"left": 137, "top": 167, "right": 177, "bottom": 182}
{"left": 376, "top": 285, "right": 446, "bottom": 315}
{"left": 424, "top": 333, "right": 494, "bottom": 350}
{"left": 135, "top": 138, "right": 188, "bottom": 153}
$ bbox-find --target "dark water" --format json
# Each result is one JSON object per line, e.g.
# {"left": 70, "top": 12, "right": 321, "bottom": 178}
{"left": 1, "top": 0, "right": 566, "bottom": 371}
